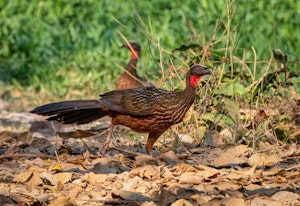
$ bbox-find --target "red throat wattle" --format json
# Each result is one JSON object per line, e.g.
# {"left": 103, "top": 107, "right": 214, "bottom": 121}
{"left": 131, "top": 51, "right": 139, "bottom": 60}
{"left": 189, "top": 75, "right": 202, "bottom": 88}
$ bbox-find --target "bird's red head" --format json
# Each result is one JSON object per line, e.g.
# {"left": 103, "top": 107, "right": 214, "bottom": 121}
{"left": 189, "top": 64, "right": 212, "bottom": 88}
{"left": 122, "top": 41, "right": 141, "bottom": 60}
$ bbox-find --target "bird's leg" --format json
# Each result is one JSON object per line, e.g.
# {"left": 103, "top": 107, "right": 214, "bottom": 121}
{"left": 99, "top": 124, "right": 114, "bottom": 156}
{"left": 146, "top": 131, "right": 165, "bottom": 156}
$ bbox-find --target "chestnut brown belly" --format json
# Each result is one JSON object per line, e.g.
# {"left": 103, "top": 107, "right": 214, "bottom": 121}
{"left": 112, "top": 114, "right": 172, "bottom": 133}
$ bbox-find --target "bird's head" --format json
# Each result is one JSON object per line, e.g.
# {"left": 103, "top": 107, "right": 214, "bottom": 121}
{"left": 189, "top": 64, "right": 212, "bottom": 88}
{"left": 121, "top": 41, "right": 141, "bottom": 59}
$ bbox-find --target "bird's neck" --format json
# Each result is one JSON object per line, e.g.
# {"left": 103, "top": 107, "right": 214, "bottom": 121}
{"left": 125, "top": 58, "right": 138, "bottom": 75}
{"left": 177, "top": 83, "right": 197, "bottom": 123}
{"left": 179, "top": 74, "right": 198, "bottom": 101}
{"left": 182, "top": 73, "right": 201, "bottom": 97}
{"left": 189, "top": 75, "right": 202, "bottom": 88}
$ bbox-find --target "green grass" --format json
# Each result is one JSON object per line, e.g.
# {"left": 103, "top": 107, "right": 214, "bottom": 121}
{"left": 0, "top": 0, "right": 300, "bottom": 96}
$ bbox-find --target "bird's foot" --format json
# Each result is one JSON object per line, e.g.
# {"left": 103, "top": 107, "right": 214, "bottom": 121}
{"left": 98, "top": 124, "right": 114, "bottom": 157}
{"left": 99, "top": 142, "right": 110, "bottom": 157}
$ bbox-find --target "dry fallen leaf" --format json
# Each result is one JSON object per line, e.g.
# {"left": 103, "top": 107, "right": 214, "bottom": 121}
{"left": 84, "top": 172, "right": 107, "bottom": 185}
{"left": 0, "top": 130, "right": 15, "bottom": 143}
{"left": 171, "top": 199, "right": 193, "bottom": 206}
{"left": 213, "top": 145, "right": 251, "bottom": 167}
{"left": 130, "top": 165, "right": 160, "bottom": 180}
{"left": 178, "top": 175, "right": 203, "bottom": 184}
{"left": 271, "top": 191, "right": 300, "bottom": 205}
{"left": 111, "top": 190, "right": 153, "bottom": 202}
{"left": 159, "top": 150, "right": 179, "bottom": 165}
{"left": 135, "top": 154, "right": 157, "bottom": 166}
{"left": 195, "top": 164, "right": 221, "bottom": 179}
{"left": 9, "top": 192, "right": 35, "bottom": 205}
{"left": 40, "top": 172, "right": 57, "bottom": 186}
{"left": 90, "top": 159, "right": 119, "bottom": 174}
{"left": 26, "top": 171, "right": 44, "bottom": 190}
{"left": 191, "top": 194, "right": 212, "bottom": 205}
{"left": 178, "top": 134, "right": 196, "bottom": 149}
{"left": 204, "top": 130, "right": 224, "bottom": 147}
{"left": 48, "top": 196, "right": 76, "bottom": 206}
{"left": 176, "top": 163, "right": 198, "bottom": 173}
{"left": 158, "top": 188, "right": 177, "bottom": 206}
{"left": 226, "top": 164, "right": 256, "bottom": 180}
{"left": 13, "top": 171, "right": 33, "bottom": 183}
{"left": 217, "top": 181, "right": 241, "bottom": 191}
{"left": 36, "top": 193, "right": 49, "bottom": 203}
{"left": 54, "top": 172, "right": 73, "bottom": 185}
{"left": 282, "top": 143, "right": 298, "bottom": 157}
{"left": 30, "top": 137, "right": 52, "bottom": 150}
{"left": 220, "top": 197, "right": 246, "bottom": 206}
{"left": 140, "top": 201, "right": 156, "bottom": 206}
{"left": 262, "top": 165, "right": 282, "bottom": 176}
{"left": 251, "top": 197, "right": 282, "bottom": 206}
{"left": 213, "top": 152, "right": 244, "bottom": 167}
{"left": 248, "top": 153, "right": 280, "bottom": 166}
{"left": 244, "top": 183, "right": 278, "bottom": 196}
{"left": 89, "top": 190, "right": 107, "bottom": 200}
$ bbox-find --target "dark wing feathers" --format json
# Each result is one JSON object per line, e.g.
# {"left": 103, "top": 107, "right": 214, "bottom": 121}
{"left": 100, "top": 87, "right": 164, "bottom": 116}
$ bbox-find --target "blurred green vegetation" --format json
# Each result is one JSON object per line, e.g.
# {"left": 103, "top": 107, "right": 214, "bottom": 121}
{"left": 0, "top": 0, "right": 299, "bottom": 106}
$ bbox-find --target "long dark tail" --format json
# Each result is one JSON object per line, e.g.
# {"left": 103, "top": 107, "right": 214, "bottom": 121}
{"left": 31, "top": 100, "right": 108, "bottom": 124}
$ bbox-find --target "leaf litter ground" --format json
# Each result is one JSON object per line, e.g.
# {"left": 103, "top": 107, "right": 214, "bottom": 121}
{"left": 0, "top": 100, "right": 299, "bottom": 206}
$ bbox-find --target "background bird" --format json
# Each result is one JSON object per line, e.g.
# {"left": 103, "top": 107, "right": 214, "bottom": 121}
{"left": 116, "top": 41, "right": 153, "bottom": 89}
